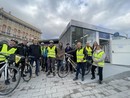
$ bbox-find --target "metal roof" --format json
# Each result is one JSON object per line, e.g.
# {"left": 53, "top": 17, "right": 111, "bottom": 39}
{"left": 60, "top": 19, "right": 117, "bottom": 39}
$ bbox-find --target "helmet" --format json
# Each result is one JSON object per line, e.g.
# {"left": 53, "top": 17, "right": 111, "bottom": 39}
{"left": 49, "top": 40, "right": 54, "bottom": 43}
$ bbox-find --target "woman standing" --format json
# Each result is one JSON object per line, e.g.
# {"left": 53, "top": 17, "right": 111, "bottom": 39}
{"left": 91, "top": 45, "right": 106, "bottom": 84}
{"left": 92, "top": 41, "right": 98, "bottom": 54}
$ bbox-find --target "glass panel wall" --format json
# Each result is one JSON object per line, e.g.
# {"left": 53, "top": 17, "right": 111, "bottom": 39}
{"left": 71, "top": 26, "right": 96, "bottom": 47}
{"left": 83, "top": 29, "right": 96, "bottom": 47}
{"left": 71, "top": 26, "right": 83, "bottom": 48}
{"left": 60, "top": 27, "right": 71, "bottom": 47}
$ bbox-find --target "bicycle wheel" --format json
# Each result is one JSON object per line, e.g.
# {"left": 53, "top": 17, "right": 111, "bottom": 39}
{"left": 0, "top": 66, "right": 21, "bottom": 95}
{"left": 58, "top": 63, "right": 70, "bottom": 78}
{"left": 22, "top": 63, "right": 32, "bottom": 82}
{"left": 84, "top": 63, "right": 92, "bottom": 75}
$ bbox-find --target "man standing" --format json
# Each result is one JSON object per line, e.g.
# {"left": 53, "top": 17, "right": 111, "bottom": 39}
{"left": 29, "top": 39, "right": 41, "bottom": 76}
{"left": 16, "top": 40, "right": 29, "bottom": 77}
{"left": 47, "top": 40, "right": 57, "bottom": 76}
{"left": 65, "top": 43, "right": 73, "bottom": 72}
{"left": 0, "top": 39, "right": 17, "bottom": 84}
{"left": 56, "top": 42, "right": 65, "bottom": 71}
{"left": 73, "top": 42, "right": 87, "bottom": 81}
{"left": 40, "top": 42, "right": 48, "bottom": 72}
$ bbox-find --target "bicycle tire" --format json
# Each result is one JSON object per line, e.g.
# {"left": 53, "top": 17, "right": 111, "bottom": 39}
{"left": 0, "top": 66, "right": 21, "bottom": 95}
{"left": 22, "top": 63, "right": 32, "bottom": 82}
{"left": 58, "top": 63, "right": 70, "bottom": 78}
{"left": 85, "top": 64, "right": 92, "bottom": 75}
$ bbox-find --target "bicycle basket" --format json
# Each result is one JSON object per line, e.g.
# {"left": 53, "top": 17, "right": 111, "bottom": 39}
{"left": 8, "top": 54, "right": 21, "bottom": 64}
{"left": 15, "top": 55, "right": 22, "bottom": 64}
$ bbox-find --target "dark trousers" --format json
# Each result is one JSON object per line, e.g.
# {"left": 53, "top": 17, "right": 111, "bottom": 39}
{"left": 86, "top": 56, "right": 92, "bottom": 69}
{"left": 91, "top": 65, "right": 103, "bottom": 81}
{"left": 76, "top": 62, "right": 85, "bottom": 78}
{"left": 15, "top": 59, "right": 25, "bottom": 75}
{"left": 57, "top": 60, "right": 63, "bottom": 71}
{"left": 47, "top": 57, "right": 55, "bottom": 73}
{"left": 31, "top": 58, "right": 40, "bottom": 75}
{"left": 41, "top": 56, "right": 48, "bottom": 72}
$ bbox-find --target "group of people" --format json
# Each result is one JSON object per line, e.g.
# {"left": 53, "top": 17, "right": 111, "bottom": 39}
{"left": 67, "top": 41, "right": 105, "bottom": 84}
{"left": 0, "top": 38, "right": 105, "bottom": 84}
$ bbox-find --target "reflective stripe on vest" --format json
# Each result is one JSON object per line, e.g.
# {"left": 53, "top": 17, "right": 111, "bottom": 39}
{"left": 0, "top": 44, "right": 8, "bottom": 61}
{"left": 47, "top": 46, "right": 56, "bottom": 58}
{"left": 41, "top": 46, "right": 44, "bottom": 54}
{"left": 93, "top": 51, "right": 105, "bottom": 67}
{"left": 86, "top": 47, "right": 92, "bottom": 56}
{"left": 76, "top": 48, "right": 86, "bottom": 63}
{"left": 0, "top": 44, "right": 17, "bottom": 61}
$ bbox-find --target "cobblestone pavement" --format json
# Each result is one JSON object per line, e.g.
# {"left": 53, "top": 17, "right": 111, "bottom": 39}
{"left": 0, "top": 64, "right": 130, "bottom": 98}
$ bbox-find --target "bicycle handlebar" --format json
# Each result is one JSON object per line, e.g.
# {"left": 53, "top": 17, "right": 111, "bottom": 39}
{"left": 65, "top": 53, "right": 73, "bottom": 57}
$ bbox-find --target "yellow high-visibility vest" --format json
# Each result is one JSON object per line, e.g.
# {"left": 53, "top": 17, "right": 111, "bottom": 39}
{"left": 0, "top": 44, "right": 17, "bottom": 61}
{"left": 47, "top": 46, "right": 56, "bottom": 58}
{"left": 76, "top": 48, "right": 86, "bottom": 63}
{"left": 93, "top": 51, "right": 105, "bottom": 67}
{"left": 86, "top": 47, "right": 92, "bottom": 56}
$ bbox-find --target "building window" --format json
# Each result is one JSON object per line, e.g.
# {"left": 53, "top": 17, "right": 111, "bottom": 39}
{"left": 7, "top": 26, "right": 11, "bottom": 34}
{"left": 2, "top": 24, "right": 6, "bottom": 32}
{"left": 23, "top": 32, "right": 25, "bottom": 38}
{"left": 18, "top": 30, "right": 21, "bottom": 38}
{"left": 14, "top": 28, "right": 17, "bottom": 36}
{"left": 83, "top": 29, "right": 96, "bottom": 46}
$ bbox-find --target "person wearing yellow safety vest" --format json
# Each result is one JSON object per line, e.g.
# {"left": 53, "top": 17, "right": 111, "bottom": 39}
{"left": 40, "top": 42, "right": 48, "bottom": 72}
{"left": 0, "top": 39, "right": 17, "bottom": 85}
{"left": 85, "top": 42, "right": 92, "bottom": 70}
{"left": 47, "top": 40, "right": 57, "bottom": 76}
{"left": 0, "top": 39, "right": 17, "bottom": 63}
{"left": 73, "top": 42, "right": 87, "bottom": 81}
{"left": 91, "top": 45, "right": 106, "bottom": 84}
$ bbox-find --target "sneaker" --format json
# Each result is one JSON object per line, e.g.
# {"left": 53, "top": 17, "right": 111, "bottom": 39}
{"left": 12, "top": 77, "right": 16, "bottom": 82}
{"left": 91, "top": 77, "right": 95, "bottom": 80}
{"left": 46, "top": 72, "right": 50, "bottom": 76}
{"left": 73, "top": 77, "right": 78, "bottom": 81}
{"left": 81, "top": 77, "right": 84, "bottom": 81}
{"left": 53, "top": 72, "right": 56, "bottom": 76}
{"left": 99, "top": 80, "right": 102, "bottom": 84}
{"left": 5, "top": 79, "right": 10, "bottom": 85}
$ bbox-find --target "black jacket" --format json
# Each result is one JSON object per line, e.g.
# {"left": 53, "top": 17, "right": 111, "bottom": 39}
{"left": 29, "top": 44, "right": 41, "bottom": 59}
{"left": 16, "top": 43, "right": 29, "bottom": 56}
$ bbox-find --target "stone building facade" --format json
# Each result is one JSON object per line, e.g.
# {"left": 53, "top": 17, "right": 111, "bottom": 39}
{"left": 0, "top": 8, "right": 42, "bottom": 42}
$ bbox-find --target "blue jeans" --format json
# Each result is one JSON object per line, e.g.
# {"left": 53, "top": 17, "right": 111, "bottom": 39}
{"left": 31, "top": 58, "right": 40, "bottom": 75}
{"left": 57, "top": 60, "right": 63, "bottom": 71}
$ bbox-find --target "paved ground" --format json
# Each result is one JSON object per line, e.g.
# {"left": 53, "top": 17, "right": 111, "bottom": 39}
{"left": 1, "top": 64, "right": 130, "bottom": 98}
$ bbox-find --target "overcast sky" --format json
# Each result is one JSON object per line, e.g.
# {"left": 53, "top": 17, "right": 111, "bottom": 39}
{"left": 0, "top": 0, "right": 130, "bottom": 39}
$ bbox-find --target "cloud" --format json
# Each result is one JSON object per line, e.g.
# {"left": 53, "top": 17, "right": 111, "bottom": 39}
{"left": 0, "top": 0, "right": 130, "bottom": 39}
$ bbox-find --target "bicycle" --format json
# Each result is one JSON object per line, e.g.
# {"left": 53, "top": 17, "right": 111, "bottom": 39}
{"left": 58, "top": 53, "right": 92, "bottom": 78}
{"left": 16, "top": 56, "right": 33, "bottom": 82}
{"left": 0, "top": 52, "right": 21, "bottom": 95}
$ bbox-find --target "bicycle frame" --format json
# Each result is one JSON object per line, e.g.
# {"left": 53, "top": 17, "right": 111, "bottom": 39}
{"left": 0, "top": 60, "right": 8, "bottom": 80}
{"left": 67, "top": 57, "right": 77, "bottom": 70}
